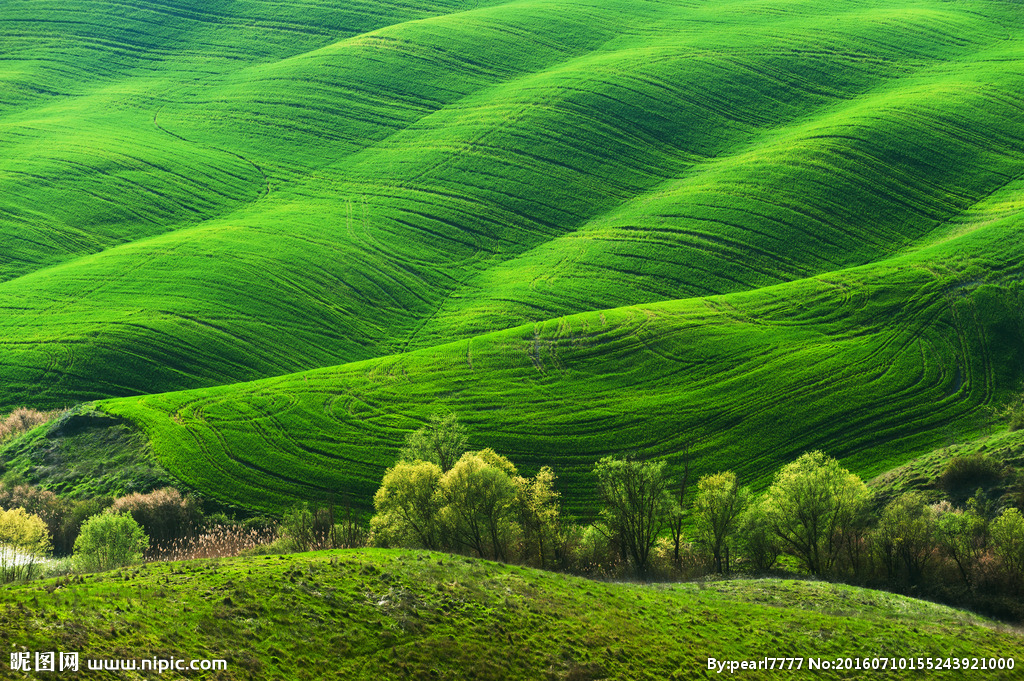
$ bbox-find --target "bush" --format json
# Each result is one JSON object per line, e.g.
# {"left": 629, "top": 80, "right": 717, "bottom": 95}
{"left": 942, "top": 453, "right": 1002, "bottom": 498}
{"left": 0, "top": 507, "right": 51, "bottom": 582}
{"left": 109, "top": 487, "right": 200, "bottom": 551}
{"left": 0, "top": 407, "right": 63, "bottom": 443}
{"left": 73, "top": 512, "right": 148, "bottom": 572}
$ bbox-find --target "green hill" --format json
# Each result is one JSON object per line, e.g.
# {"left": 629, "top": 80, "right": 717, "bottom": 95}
{"left": 0, "top": 549, "right": 1019, "bottom": 680}
{"left": 3, "top": 0, "right": 1024, "bottom": 512}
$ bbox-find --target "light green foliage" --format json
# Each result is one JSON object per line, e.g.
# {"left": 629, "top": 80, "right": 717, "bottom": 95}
{"left": 0, "top": 507, "right": 51, "bottom": 582}
{"left": 439, "top": 452, "right": 519, "bottom": 561}
{"left": 514, "top": 465, "right": 562, "bottom": 569}
{"left": 73, "top": 512, "right": 149, "bottom": 573}
{"left": 989, "top": 507, "right": 1024, "bottom": 580}
{"left": 399, "top": 410, "right": 468, "bottom": 473}
{"left": 371, "top": 459, "right": 444, "bottom": 550}
{"left": 936, "top": 502, "right": 988, "bottom": 587}
{"left": 693, "top": 471, "right": 749, "bottom": 574}
{"left": 872, "top": 493, "right": 938, "bottom": 585}
{"left": 594, "top": 455, "right": 674, "bottom": 578}
{"left": 760, "top": 451, "right": 870, "bottom": 577}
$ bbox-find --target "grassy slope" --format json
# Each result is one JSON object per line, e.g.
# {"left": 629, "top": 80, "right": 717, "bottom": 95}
{"left": 0, "top": 549, "right": 1019, "bottom": 680}
{"left": 2, "top": 0, "right": 1024, "bottom": 404}
{"left": 3, "top": 0, "right": 1024, "bottom": 512}
{"left": 100, "top": 188, "right": 1024, "bottom": 513}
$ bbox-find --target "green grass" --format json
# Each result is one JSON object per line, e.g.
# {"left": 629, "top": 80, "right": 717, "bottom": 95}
{"left": 0, "top": 549, "right": 1019, "bottom": 680}
{"left": 3, "top": 0, "right": 1024, "bottom": 513}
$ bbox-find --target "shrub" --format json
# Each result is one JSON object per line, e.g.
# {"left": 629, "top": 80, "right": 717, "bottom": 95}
{"left": 109, "top": 487, "right": 200, "bottom": 551}
{"left": 941, "top": 453, "right": 1002, "bottom": 498}
{"left": 0, "top": 407, "right": 63, "bottom": 443}
{"left": 73, "top": 512, "right": 148, "bottom": 572}
{"left": 0, "top": 507, "right": 51, "bottom": 582}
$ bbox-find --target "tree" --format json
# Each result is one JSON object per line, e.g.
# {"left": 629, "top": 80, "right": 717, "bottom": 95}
{"left": 737, "top": 500, "right": 780, "bottom": 572}
{"left": 991, "top": 507, "right": 1024, "bottom": 582}
{"left": 760, "top": 450, "right": 870, "bottom": 577}
{"left": 73, "top": 512, "right": 149, "bottom": 572}
{"left": 515, "top": 465, "right": 562, "bottom": 569}
{"left": 666, "top": 450, "right": 691, "bottom": 569}
{"left": 871, "top": 493, "right": 938, "bottom": 585}
{"left": 370, "top": 459, "right": 444, "bottom": 550}
{"left": 593, "top": 454, "right": 673, "bottom": 579}
{"left": 439, "top": 451, "right": 518, "bottom": 561}
{"left": 935, "top": 497, "right": 988, "bottom": 588}
{"left": 400, "top": 410, "right": 468, "bottom": 473}
{"left": 693, "top": 471, "right": 748, "bottom": 574}
{"left": 0, "top": 507, "right": 51, "bottom": 582}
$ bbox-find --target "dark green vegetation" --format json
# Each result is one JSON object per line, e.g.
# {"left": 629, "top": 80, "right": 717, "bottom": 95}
{"left": 0, "top": 548, "right": 1020, "bottom": 680}
{"left": 4, "top": 0, "right": 1024, "bottom": 514}
{"left": 0, "top": 407, "right": 172, "bottom": 498}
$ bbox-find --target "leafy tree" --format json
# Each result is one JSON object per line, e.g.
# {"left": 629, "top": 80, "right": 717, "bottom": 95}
{"left": 760, "top": 450, "right": 870, "bottom": 577}
{"left": 989, "top": 507, "right": 1024, "bottom": 582}
{"left": 593, "top": 455, "right": 673, "bottom": 579}
{"left": 439, "top": 451, "right": 518, "bottom": 561}
{"left": 666, "top": 452, "right": 691, "bottom": 569}
{"left": 73, "top": 512, "right": 149, "bottom": 572}
{"left": 871, "top": 492, "right": 938, "bottom": 585}
{"left": 693, "top": 471, "right": 748, "bottom": 573}
{"left": 737, "top": 500, "right": 780, "bottom": 572}
{"left": 936, "top": 501, "right": 988, "bottom": 588}
{"left": 282, "top": 501, "right": 340, "bottom": 552}
{"left": 0, "top": 507, "right": 51, "bottom": 582}
{"left": 400, "top": 410, "right": 468, "bottom": 472}
{"left": 370, "top": 459, "right": 444, "bottom": 550}
{"left": 515, "top": 465, "right": 562, "bottom": 568}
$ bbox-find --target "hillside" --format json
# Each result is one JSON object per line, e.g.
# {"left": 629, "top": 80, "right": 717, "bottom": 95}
{"left": 3, "top": 0, "right": 1024, "bottom": 512}
{"left": 0, "top": 549, "right": 1019, "bottom": 680}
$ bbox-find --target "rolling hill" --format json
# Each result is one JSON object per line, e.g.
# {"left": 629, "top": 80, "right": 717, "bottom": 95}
{"left": 0, "top": 549, "right": 1020, "bottom": 680}
{"left": 3, "top": 0, "right": 1024, "bottom": 513}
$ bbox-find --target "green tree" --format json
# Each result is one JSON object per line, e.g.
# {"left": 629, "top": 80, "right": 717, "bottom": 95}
{"left": 989, "top": 507, "right": 1024, "bottom": 582}
{"left": 0, "top": 507, "right": 51, "bottom": 582}
{"left": 73, "top": 512, "right": 149, "bottom": 572}
{"left": 593, "top": 455, "right": 673, "bottom": 579}
{"left": 760, "top": 450, "right": 870, "bottom": 577}
{"left": 370, "top": 459, "right": 444, "bottom": 550}
{"left": 936, "top": 497, "right": 988, "bottom": 588}
{"left": 400, "top": 410, "right": 468, "bottom": 472}
{"left": 737, "top": 500, "right": 780, "bottom": 572}
{"left": 439, "top": 451, "right": 518, "bottom": 561}
{"left": 515, "top": 465, "right": 562, "bottom": 569}
{"left": 871, "top": 493, "right": 938, "bottom": 585}
{"left": 693, "top": 471, "right": 748, "bottom": 574}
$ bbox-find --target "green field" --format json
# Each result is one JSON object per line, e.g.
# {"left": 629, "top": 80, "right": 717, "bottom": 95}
{"left": 0, "top": 549, "right": 1019, "bottom": 680}
{"left": 3, "top": 0, "right": 1024, "bottom": 513}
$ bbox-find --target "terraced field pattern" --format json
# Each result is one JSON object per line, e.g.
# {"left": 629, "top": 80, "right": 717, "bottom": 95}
{"left": 4, "top": 0, "right": 1024, "bottom": 513}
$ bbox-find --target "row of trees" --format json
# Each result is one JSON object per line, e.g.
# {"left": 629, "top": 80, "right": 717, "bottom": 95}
{"left": 368, "top": 413, "right": 1024, "bottom": 619}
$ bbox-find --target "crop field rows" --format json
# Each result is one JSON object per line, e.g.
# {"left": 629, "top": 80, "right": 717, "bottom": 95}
{"left": 2, "top": 0, "right": 1024, "bottom": 513}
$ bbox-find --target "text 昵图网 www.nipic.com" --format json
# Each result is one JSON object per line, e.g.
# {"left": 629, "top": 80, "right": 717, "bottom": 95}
{"left": 10, "top": 652, "right": 228, "bottom": 674}
{"left": 708, "top": 657, "right": 1017, "bottom": 673}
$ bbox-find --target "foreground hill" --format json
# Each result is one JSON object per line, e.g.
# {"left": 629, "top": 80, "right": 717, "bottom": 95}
{"left": 0, "top": 549, "right": 1019, "bottom": 680}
